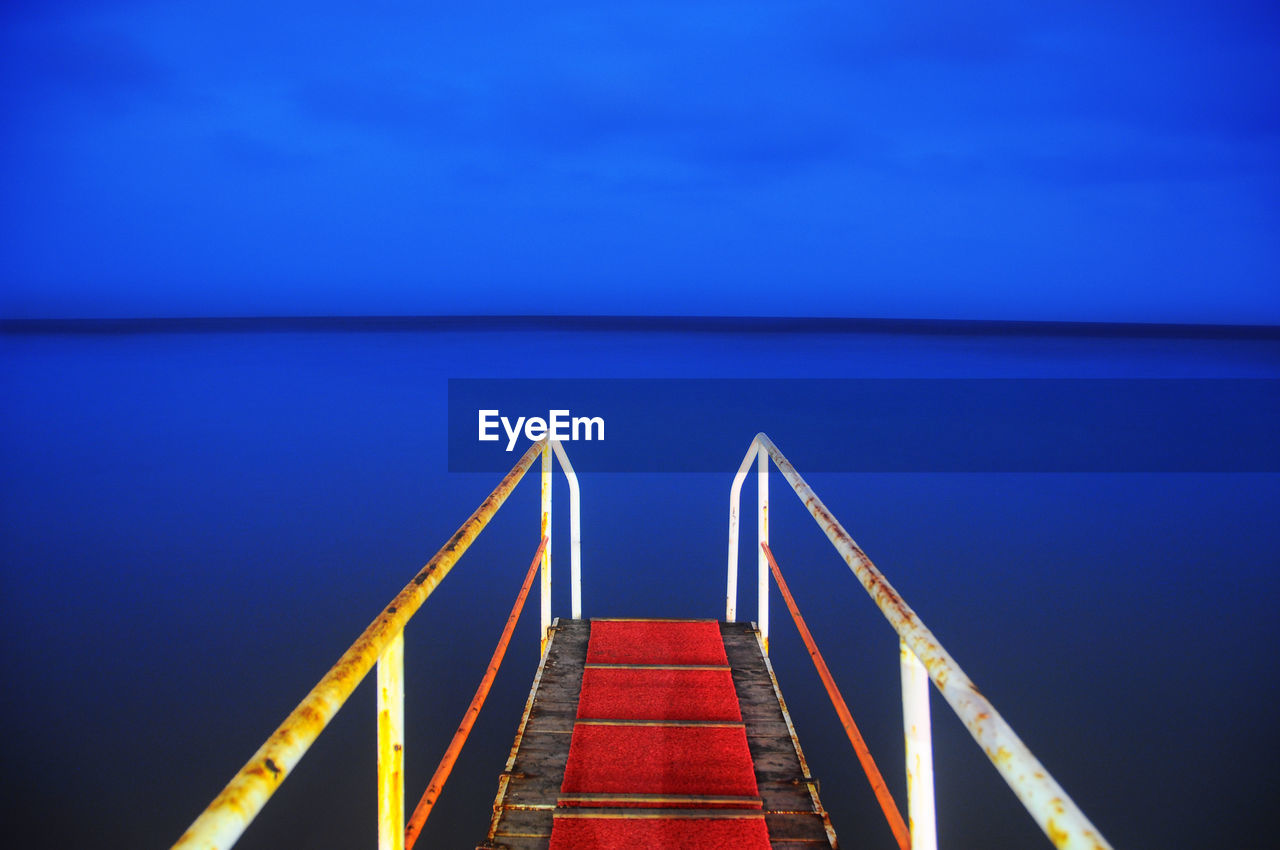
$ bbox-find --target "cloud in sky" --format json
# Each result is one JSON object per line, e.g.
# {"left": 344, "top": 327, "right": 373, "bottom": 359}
{"left": 2, "top": 0, "right": 1278, "bottom": 321}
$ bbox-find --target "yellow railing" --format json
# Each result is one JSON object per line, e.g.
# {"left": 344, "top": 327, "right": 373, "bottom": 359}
{"left": 172, "top": 438, "right": 579, "bottom": 850}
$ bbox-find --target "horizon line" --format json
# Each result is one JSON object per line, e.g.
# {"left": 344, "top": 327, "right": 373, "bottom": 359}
{"left": 2, "top": 314, "right": 1279, "bottom": 339}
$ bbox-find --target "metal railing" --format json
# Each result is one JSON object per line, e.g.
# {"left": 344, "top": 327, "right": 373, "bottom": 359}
{"left": 172, "top": 438, "right": 580, "bottom": 850}
{"left": 175, "top": 429, "right": 1111, "bottom": 850}
{"left": 728, "top": 433, "right": 1112, "bottom": 850}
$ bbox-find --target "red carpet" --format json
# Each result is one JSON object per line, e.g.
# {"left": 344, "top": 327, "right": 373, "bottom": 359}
{"left": 548, "top": 815, "right": 772, "bottom": 850}
{"left": 585, "top": 620, "right": 729, "bottom": 666}
{"left": 551, "top": 620, "right": 768, "bottom": 847}
{"left": 559, "top": 723, "right": 760, "bottom": 800}
{"left": 577, "top": 667, "right": 742, "bottom": 722}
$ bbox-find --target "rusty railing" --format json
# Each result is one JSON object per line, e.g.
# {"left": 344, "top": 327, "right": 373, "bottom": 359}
{"left": 727, "top": 433, "right": 1112, "bottom": 850}
{"left": 172, "top": 438, "right": 580, "bottom": 850}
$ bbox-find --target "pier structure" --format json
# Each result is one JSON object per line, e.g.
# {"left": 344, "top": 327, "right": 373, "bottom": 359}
{"left": 171, "top": 435, "right": 1112, "bottom": 850}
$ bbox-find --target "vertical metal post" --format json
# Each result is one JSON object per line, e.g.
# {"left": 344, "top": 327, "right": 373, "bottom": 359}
{"left": 377, "top": 632, "right": 405, "bottom": 850}
{"left": 901, "top": 639, "right": 937, "bottom": 850}
{"left": 757, "top": 448, "right": 769, "bottom": 651}
{"left": 550, "top": 441, "right": 581, "bottom": 620}
{"left": 727, "top": 440, "right": 759, "bottom": 622}
{"left": 540, "top": 442, "right": 552, "bottom": 654}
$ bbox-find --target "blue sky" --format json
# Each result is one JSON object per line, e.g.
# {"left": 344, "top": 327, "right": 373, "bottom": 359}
{"left": 3, "top": 0, "right": 1278, "bottom": 322}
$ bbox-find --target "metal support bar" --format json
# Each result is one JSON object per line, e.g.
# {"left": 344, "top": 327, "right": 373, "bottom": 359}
{"left": 763, "top": 543, "right": 910, "bottom": 850}
{"left": 901, "top": 639, "right": 937, "bottom": 850}
{"left": 377, "top": 633, "right": 405, "bottom": 850}
{"left": 751, "top": 433, "right": 1113, "bottom": 850}
{"left": 403, "top": 536, "right": 548, "bottom": 849}
{"left": 550, "top": 440, "right": 582, "bottom": 619}
{"left": 540, "top": 443, "right": 552, "bottom": 654}
{"left": 171, "top": 439, "right": 545, "bottom": 850}
{"left": 726, "top": 440, "right": 760, "bottom": 621}
{"left": 757, "top": 447, "right": 769, "bottom": 651}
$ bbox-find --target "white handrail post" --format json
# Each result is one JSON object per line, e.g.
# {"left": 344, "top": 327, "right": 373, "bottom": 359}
{"left": 550, "top": 440, "right": 582, "bottom": 619}
{"left": 727, "top": 439, "right": 759, "bottom": 621}
{"left": 901, "top": 638, "right": 938, "bottom": 850}
{"left": 540, "top": 442, "right": 552, "bottom": 654}
{"left": 376, "top": 632, "right": 405, "bottom": 850}
{"left": 757, "top": 446, "right": 769, "bottom": 651}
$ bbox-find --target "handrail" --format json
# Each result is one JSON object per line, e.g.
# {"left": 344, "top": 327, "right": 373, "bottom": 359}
{"left": 538, "top": 441, "right": 584, "bottom": 655}
{"left": 403, "top": 535, "right": 548, "bottom": 848}
{"left": 173, "top": 439, "right": 581, "bottom": 850}
{"left": 726, "top": 440, "right": 768, "bottom": 644}
{"left": 729, "top": 433, "right": 1112, "bottom": 850}
{"left": 551, "top": 440, "right": 582, "bottom": 619}
{"left": 762, "top": 542, "right": 910, "bottom": 850}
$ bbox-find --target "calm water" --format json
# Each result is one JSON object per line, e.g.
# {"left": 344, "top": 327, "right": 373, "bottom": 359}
{"left": 2, "top": 322, "right": 1278, "bottom": 849}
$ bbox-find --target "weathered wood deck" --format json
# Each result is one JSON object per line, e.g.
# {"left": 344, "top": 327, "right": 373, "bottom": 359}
{"left": 480, "top": 619, "right": 838, "bottom": 849}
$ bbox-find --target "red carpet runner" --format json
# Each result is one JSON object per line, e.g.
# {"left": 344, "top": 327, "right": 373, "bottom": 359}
{"left": 549, "top": 619, "right": 771, "bottom": 850}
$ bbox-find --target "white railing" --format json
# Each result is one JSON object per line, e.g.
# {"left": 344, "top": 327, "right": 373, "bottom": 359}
{"left": 728, "top": 433, "right": 1112, "bottom": 850}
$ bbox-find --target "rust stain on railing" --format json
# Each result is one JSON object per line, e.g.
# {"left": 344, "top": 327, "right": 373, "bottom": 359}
{"left": 747, "top": 433, "right": 1112, "bottom": 850}
{"left": 173, "top": 440, "right": 546, "bottom": 850}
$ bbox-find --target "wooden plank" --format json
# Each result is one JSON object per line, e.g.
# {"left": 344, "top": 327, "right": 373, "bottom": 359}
{"left": 489, "top": 807, "right": 553, "bottom": 837}
{"left": 482, "top": 620, "right": 587, "bottom": 849}
{"left": 765, "top": 812, "right": 842, "bottom": 842}
{"left": 480, "top": 619, "right": 839, "bottom": 850}
{"left": 721, "top": 622, "right": 840, "bottom": 850}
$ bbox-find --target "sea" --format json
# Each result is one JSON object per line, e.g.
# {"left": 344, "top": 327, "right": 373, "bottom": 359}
{"left": 2, "top": 318, "right": 1277, "bottom": 849}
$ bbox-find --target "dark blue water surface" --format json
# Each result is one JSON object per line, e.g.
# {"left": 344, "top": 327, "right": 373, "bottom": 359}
{"left": 2, "top": 321, "right": 1278, "bottom": 849}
